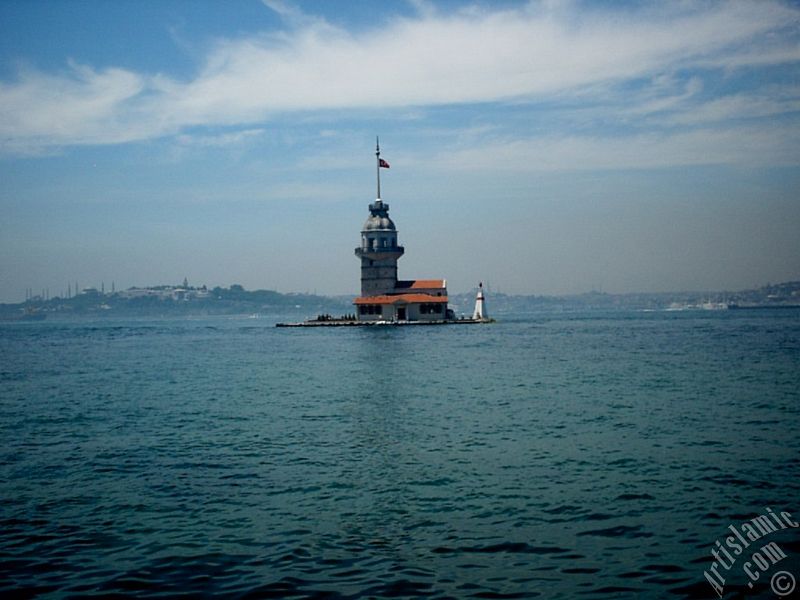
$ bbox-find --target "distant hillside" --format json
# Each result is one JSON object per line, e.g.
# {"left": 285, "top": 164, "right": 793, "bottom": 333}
{"left": 3, "top": 280, "right": 798, "bottom": 320}
{"left": 449, "top": 281, "right": 800, "bottom": 314}
{"left": 0, "top": 284, "right": 350, "bottom": 320}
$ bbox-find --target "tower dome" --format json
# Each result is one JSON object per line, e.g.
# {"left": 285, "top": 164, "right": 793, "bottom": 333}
{"left": 363, "top": 214, "right": 396, "bottom": 231}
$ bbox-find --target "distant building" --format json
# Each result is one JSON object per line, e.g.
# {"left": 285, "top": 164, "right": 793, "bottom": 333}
{"left": 353, "top": 141, "right": 451, "bottom": 322}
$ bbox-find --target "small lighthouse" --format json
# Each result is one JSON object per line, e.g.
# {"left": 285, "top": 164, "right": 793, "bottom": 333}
{"left": 472, "top": 282, "right": 488, "bottom": 321}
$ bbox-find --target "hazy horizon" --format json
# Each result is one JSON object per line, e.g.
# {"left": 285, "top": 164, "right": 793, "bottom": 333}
{"left": 2, "top": 1, "right": 799, "bottom": 304}
{"left": 9, "top": 276, "right": 799, "bottom": 306}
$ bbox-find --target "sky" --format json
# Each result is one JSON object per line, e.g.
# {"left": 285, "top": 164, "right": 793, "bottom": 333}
{"left": 1, "top": 0, "right": 799, "bottom": 302}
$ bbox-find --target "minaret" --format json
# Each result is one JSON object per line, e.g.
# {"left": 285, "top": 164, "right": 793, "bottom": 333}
{"left": 354, "top": 139, "right": 404, "bottom": 296}
{"left": 472, "top": 282, "right": 488, "bottom": 320}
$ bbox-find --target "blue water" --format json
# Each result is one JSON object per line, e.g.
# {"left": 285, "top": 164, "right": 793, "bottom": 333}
{"left": 1, "top": 309, "right": 799, "bottom": 598}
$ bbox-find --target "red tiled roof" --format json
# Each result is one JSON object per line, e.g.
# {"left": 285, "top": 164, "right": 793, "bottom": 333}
{"left": 353, "top": 294, "right": 449, "bottom": 305}
{"left": 395, "top": 279, "right": 446, "bottom": 290}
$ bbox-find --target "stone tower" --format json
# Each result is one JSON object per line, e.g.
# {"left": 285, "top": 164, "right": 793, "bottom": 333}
{"left": 354, "top": 139, "right": 404, "bottom": 297}
{"left": 354, "top": 199, "right": 404, "bottom": 296}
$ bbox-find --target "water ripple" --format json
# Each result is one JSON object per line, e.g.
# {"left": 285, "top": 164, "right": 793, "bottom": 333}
{"left": 1, "top": 311, "right": 798, "bottom": 598}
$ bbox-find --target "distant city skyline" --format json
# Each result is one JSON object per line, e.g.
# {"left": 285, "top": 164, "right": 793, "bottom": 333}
{"left": 1, "top": 0, "right": 799, "bottom": 303}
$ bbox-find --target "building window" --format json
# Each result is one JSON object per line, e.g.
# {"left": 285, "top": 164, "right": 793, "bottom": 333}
{"left": 419, "top": 303, "right": 444, "bottom": 315}
{"left": 362, "top": 304, "right": 381, "bottom": 315}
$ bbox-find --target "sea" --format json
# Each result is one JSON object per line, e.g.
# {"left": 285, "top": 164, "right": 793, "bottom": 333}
{"left": 1, "top": 308, "right": 799, "bottom": 599}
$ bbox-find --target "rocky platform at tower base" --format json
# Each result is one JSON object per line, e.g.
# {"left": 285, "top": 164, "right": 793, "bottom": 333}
{"left": 276, "top": 318, "right": 494, "bottom": 328}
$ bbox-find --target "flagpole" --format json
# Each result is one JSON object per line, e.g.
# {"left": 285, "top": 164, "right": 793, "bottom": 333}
{"left": 376, "top": 136, "right": 381, "bottom": 201}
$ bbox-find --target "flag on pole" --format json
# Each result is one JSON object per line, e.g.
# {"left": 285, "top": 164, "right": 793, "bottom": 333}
{"left": 379, "top": 158, "right": 390, "bottom": 168}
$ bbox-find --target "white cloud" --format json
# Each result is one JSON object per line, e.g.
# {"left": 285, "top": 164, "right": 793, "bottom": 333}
{"left": 0, "top": 0, "right": 798, "bottom": 155}
{"left": 668, "top": 88, "right": 800, "bottom": 125}
{"left": 175, "top": 128, "right": 266, "bottom": 148}
{"left": 0, "top": 62, "right": 151, "bottom": 154}
{"left": 626, "top": 77, "right": 705, "bottom": 117}
{"left": 433, "top": 124, "right": 800, "bottom": 172}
